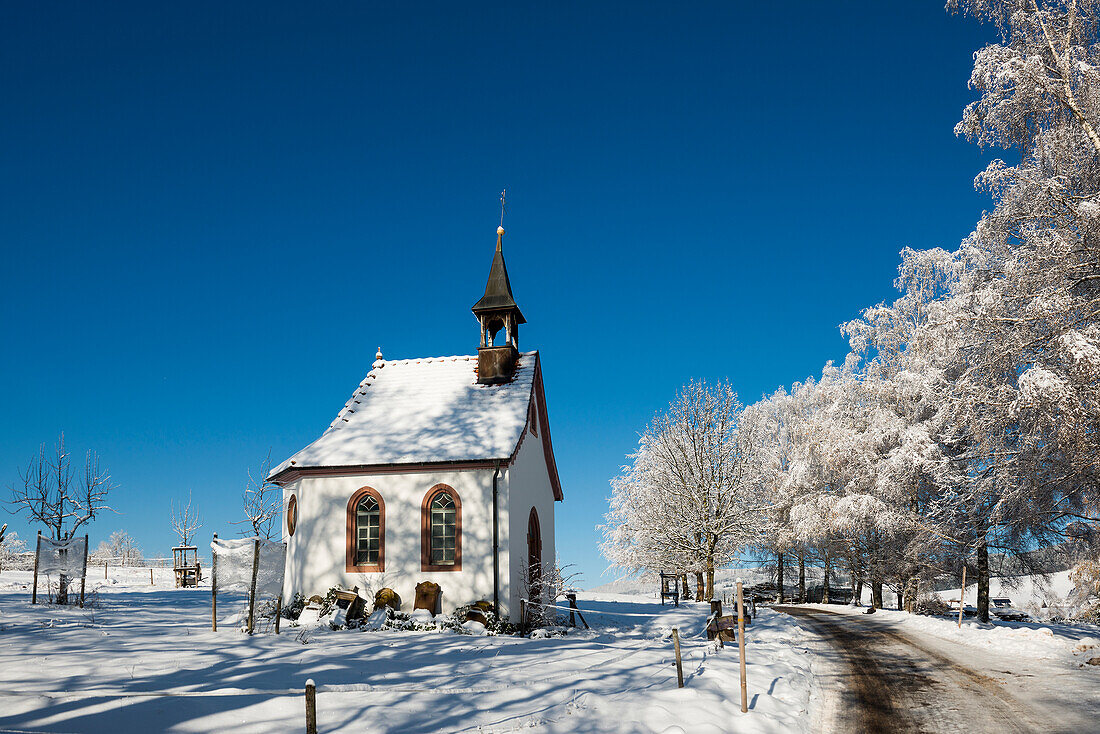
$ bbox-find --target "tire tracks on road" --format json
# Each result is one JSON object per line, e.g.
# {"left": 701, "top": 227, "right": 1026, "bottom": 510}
{"left": 774, "top": 606, "right": 1046, "bottom": 734}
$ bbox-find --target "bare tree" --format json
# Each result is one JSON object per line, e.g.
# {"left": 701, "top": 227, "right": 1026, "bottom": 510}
{"left": 233, "top": 452, "right": 281, "bottom": 540}
{"left": 171, "top": 490, "right": 203, "bottom": 546}
{"left": 8, "top": 433, "right": 114, "bottom": 542}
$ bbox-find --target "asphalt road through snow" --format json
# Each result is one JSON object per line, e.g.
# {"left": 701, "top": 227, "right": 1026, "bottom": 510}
{"left": 774, "top": 606, "right": 1088, "bottom": 734}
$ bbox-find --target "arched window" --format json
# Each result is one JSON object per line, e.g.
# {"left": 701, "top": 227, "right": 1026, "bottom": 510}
{"left": 421, "top": 485, "right": 462, "bottom": 571}
{"left": 346, "top": 487, "right": 385, "bottom": 572}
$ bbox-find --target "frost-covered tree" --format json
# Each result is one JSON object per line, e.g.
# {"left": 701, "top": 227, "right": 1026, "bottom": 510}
{"left": 602, "top": 381, "right": 764, "bottom": 600}
{"left": 104, "top": 530, "right": 143, "bottom": 566}
{"left": 0, "top": 529, "right": 27, "bottom": 572}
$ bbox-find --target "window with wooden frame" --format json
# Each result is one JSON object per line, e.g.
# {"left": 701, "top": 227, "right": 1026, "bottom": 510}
{"left": 346, "top": 487, "right": 385, "bottom": 572}
{"left": 286, "top": 494, "right": 298, "bottom": 537}
{"left": 421, "top": 484, "right": 462, "bottom": 571}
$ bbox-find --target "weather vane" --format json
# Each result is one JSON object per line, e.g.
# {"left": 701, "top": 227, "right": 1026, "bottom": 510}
{"left": 499, "top": 189, "right": 507, "bottom": 229}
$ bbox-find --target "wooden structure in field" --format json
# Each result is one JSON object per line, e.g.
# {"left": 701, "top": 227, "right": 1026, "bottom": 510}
{"left": 659, "top": 571, "right": 680, "bottom": 606}
{"left": 173, "top": 545, "right": 202, "bottom": 587}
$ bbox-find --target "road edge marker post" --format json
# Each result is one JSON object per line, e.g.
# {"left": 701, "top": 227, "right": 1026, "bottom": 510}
{"left": 958, "top": 566, "right": 966, "bottom": 629}
{"left": 672, "top": 628, "right": 684, "bottom": 688}
{"left": 736, "top": 578, "right": 748, "bottom": 713}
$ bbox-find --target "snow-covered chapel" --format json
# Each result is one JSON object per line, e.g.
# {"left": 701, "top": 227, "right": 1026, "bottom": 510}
{"left": 269, "top": 224, "right": 562, "bottom": 617}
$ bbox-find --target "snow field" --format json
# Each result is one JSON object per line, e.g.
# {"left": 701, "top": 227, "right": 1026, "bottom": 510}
{"left": 0, "top": 573, "right": 820, "bottom": 733}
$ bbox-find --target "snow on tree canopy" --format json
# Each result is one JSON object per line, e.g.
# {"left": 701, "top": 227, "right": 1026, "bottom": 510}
{"left": 212, "top": 537, "right": 286, "bottom": 597}
{"left": 36, "top": 536, "right": 87, "bottom": 577}
{"left": 269, "top": 353, "right": 537, "bottom": 475}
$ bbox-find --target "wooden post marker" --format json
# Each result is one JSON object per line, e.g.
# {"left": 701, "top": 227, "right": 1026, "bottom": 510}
{"left": 957, "top": 566, "right": 966, "bottom": 629}
{"left": 211, "top": 533, "right": 218, "bottom": 631}
{"left": 247, "top": 538, "right": 260, "bottom": 635}
{"left": 305, "top": 678, "right": 318, "bottom": 734}
{"left": 104, "top": 561, "right": 108, "bottom": 579}
{"left": 150, "top": 568, "right": 154, "bottom": 585}
{"left": 275, "top": 595, "right": 283, "bottom": 635}
{"left": 79, "top": 534, "right": 89, "bottom": 608}
{"left": 736, "top": 578, "right": 748, "bottom": 713}
{"left": 672, "top": 627, "right": 684, "bottom": 688}
{"left": 31, "top": 531, "right": 41, "bottom": 605}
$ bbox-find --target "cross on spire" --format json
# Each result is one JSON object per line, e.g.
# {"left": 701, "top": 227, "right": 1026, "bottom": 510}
{"left": 499, "top": 189, "right": 507, "bottom": 229}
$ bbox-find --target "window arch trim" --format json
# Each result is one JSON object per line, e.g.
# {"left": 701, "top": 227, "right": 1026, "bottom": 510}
{"left": 421, "top": 484, "right": 462, "bottom": 571}
{"left": 346, "top": 486, "right": 385, "bottom": 572}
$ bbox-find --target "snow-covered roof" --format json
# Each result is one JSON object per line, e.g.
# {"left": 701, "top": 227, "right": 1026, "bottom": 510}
{"left": 270, "top": 351, "right": 538, "bottom": 477}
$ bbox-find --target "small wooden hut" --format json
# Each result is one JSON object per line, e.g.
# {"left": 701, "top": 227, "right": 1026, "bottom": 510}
{"left": 173, "top": 545, "right": 202, "bottom": 587}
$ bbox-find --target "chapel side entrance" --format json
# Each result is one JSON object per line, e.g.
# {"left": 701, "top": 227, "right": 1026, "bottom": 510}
{"left": 527, "top": 507, "right": 542, "bottom": 598}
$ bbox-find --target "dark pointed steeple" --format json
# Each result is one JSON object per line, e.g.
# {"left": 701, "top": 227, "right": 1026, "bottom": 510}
{"left": 472, "top": 226, "right": 525, "bottom": 384}
{"left": 472, "top": 226, "right": 526, "bottom": 322}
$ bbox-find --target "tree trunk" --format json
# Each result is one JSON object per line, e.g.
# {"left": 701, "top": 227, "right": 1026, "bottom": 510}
{"left": 776, "top": 551, "right": 785, "bottom": 604}
{"left": 872, "top": 580, "right": 883, "bottom": 609}
{"left": 705, "top": 564, "right": 715, "bottom": 602}
{"left": 681, "top": 574, "right": 690, "bottom": 600}
{"left": 798, "top": 552, "right": 806, "bottom": 603}
{"left": 977, "top": 541, "right": 990, "bottom": 624}
{"left": 695, "top": 572, "right": 705, "bottom": 601}
{"left": 822, "top": 556, "right": 831, "bottom": 604}
{"left": 898, "top": 576, "right": 907, "bottom": 611}
{"left": 854, "top": 578, "right": 863, "bottom": 606}
{"left": 57, "top": 573, "right": 69, "bottom": 605}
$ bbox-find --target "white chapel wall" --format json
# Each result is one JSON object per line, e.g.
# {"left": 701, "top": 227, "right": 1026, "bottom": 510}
{"left": 283, "top": 467, "right": 499, "bottom": 614}
{"left": 502, "top": 419, "right": 557, "bottom": 617}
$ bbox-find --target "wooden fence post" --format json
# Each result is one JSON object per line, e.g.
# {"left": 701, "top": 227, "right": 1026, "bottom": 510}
{"left": 150, "top": 568, "right": 154, "bottom": 586}
{"left": 31, "top": 531, "right": 41, "bottom": 605}
{"left": 736, "top": 579, "right": 748, "bottom": 713}
{"left": 79, "top": 534, "right": 89, "bottom": 608}
{"left": 211, "top": 533, "right": 218, "bottom": 631}
{"left": 672, "top": 628, "right": 684, "bottom": 689}
{"left": 275, "top": 595, "right": 283, "bottom": 635}
{"left": 104, "top": 561, "right": 108, "bottom": 579}
{"left": 957, "top": 566, "right": 966, "bottom": 629}
{"left": 565, "top": 591, "right": 577, "bottom": 627}
{"left": 247, "top": 538, "right": 260, "bottom": 635}
{"left": 305, "top": 678, "right": 317, "bottom": 734}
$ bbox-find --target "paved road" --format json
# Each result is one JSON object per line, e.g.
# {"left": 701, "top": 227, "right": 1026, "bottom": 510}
{"left": 774, "top": 606, "right": 1078, "bottom": 734}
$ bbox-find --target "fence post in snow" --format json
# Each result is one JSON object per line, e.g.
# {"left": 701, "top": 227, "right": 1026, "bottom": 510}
{"left": 305, "top": 679, "right": 317, "bottom": 734}
{"left": 211, "top": 533, "right": 218, "bottom": 631}
{"left": 31, "top": 531, "right": 41, "bottom": 605}
{"left": 79, "top": 534, "right": 88, "bottom": 607}
{"left": 958, "top": 566, "right": 966, "bottom": 629}
{"left": 736, "top": 578, "right": 748, "bottom": 713}
{"left": 672, "top": 628, "right": 684, "bottom": 689}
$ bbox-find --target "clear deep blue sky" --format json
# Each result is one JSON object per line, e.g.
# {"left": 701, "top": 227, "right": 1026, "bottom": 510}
{"left": 1, "top": 3, "right": 997, "bottom": 585}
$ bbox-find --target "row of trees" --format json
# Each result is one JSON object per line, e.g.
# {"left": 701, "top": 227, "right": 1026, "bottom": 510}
{"left": 603, "top": 0, "right": 1100, "bottom": 622}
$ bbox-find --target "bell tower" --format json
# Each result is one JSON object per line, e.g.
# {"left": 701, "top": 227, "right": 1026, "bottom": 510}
{"left": 472, "top": 224, "right": 526, "bottom": 385}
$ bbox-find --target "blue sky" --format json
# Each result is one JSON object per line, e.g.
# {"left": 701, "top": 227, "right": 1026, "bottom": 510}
{"left": 1, "top": 3, "right": 998, "bottom": 585}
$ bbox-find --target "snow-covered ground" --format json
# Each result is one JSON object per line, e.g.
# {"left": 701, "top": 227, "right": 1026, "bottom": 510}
{"left": 0, "top": 570, "right": 820, "bottom": 733}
